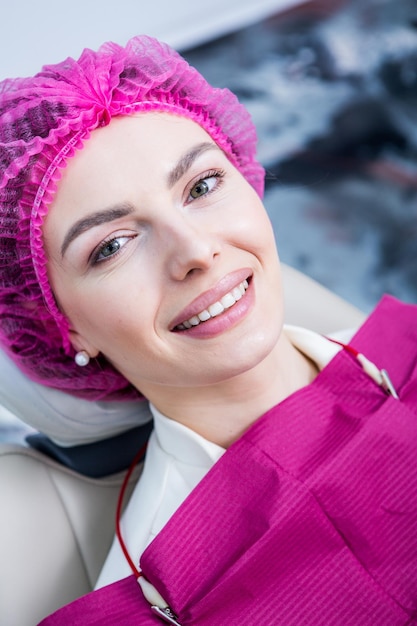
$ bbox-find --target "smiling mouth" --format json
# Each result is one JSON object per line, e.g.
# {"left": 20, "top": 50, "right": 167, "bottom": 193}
{"left": 174, "top": 279, "right": 250, "bottom": 331}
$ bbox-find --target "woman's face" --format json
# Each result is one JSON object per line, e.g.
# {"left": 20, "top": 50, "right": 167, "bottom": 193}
{"left": 44, "top": 113, "right": 284, "bottom": 398}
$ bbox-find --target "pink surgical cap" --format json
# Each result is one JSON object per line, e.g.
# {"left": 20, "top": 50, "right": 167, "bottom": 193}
{"left": 0, "top": 35, "right": 265, "bottom": 401}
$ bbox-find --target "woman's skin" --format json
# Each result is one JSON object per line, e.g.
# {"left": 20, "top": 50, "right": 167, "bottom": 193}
{"left": 44, "top": 113, "right": 317, "bottom": 447}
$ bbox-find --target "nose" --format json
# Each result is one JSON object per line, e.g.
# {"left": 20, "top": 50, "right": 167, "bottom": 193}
{"left": 162, "top": 215, "right": 220, "bottom": 281}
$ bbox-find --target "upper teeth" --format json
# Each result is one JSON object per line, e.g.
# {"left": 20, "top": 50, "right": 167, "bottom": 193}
{"left": 176, "top": 279, "right": 249, "bottom": 330}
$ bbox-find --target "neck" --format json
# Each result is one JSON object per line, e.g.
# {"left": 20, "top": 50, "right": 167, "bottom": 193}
{"left": 145, "top": 331, "right": 318, "bottom": 448}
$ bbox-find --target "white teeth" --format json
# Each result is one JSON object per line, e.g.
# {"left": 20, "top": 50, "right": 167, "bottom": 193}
{"left": 208, "top": 301, "right": 224, "bottom": 317}
{"left": 176, "top": 279, "right": 250, "bottom": 330}
{"left": 198, "top": 310, "right": 211, "bottom": 322}
{"left": 221, "top": 292, "right": 236, "bottom": 309}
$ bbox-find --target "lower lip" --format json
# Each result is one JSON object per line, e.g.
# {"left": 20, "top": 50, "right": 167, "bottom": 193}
{"left": 173, "top": 279, "right": 255, "bottom": 339}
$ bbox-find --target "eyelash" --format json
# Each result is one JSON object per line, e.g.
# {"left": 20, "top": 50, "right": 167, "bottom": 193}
{"left": 90, "top": 234, "right": 135, "bottom": 265}
{"left": 187, "top": 169, "right": 225, "bottom": 202}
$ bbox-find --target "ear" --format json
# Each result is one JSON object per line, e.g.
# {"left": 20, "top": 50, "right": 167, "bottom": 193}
{"left": 68, "top": 329, "right": 100, "bottom": 359}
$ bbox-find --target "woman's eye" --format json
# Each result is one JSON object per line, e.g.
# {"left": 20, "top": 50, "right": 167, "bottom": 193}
{"left": 188, "top": 171, "right": 223, "bottom": 201}
{"left": 190, "top": 179, "right": 210, "bottom": 199}
{"left": 101, "top": 239, "right": 121, "bottom": 257}
{"left": 92, "top": 235, "right": 131, "bottom": 264}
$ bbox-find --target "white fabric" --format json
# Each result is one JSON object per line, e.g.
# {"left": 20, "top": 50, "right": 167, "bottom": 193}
{"left": 0, "top": 347, "right": 151, "bottom": 446}
{"left": 95, "top": 325, "right": 352, "bottom": 589}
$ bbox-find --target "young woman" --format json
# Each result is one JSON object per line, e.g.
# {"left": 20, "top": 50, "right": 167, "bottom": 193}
{"left": 1, "top": 36, "right": 416, "bottom": 625}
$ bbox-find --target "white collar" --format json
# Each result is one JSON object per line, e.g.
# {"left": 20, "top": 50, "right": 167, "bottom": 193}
{"left": 149, "top": 403, "right": 225, "bottom": 467}
{"left": 284, "top": 324, "right": 345, "bottom": 370}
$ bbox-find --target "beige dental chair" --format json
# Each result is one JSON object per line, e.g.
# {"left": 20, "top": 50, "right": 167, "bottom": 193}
{"left": 0, "top": 265, "right": 365, "bottom": 626}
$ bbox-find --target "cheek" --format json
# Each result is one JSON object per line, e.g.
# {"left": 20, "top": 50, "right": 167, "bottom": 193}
{"left": 230, "top": 189, "right": 275, "bottom": 246}
{"left": 50, "top": 271, "right": 120, "bottom": 341}
{"left": 59, "top": 271, "right": 161, "bottom": 354}
{"left": 67, "top": 291, "right": 133, "bottom": 335}
{"left": 238, "top": 205, "right": 277, "bottom": 260}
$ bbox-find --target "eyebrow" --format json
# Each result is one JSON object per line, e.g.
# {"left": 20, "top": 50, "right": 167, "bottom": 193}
{"left": 60, "top": 142, "right": 221, "bottom": 257}
{"left": 167, "top": 141, "right": 220, "bottom": 188}
{"left": 60, "top": 204, "right": 134, "bottom": 257}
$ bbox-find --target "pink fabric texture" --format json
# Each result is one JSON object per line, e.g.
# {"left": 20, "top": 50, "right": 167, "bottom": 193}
{"left": 0, "top": 36, "right": 264, "bottom": 400}
{"left": 39, "top": 296, "right": 417, "bottom": 624}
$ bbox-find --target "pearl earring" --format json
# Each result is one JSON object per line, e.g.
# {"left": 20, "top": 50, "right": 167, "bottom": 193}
{"left": 75, "top": 350, "right": 90, "bottom": 367}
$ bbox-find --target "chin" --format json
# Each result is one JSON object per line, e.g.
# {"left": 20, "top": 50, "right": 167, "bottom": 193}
{"left": 222, "top": 329, "right": 281, "bottom": 381}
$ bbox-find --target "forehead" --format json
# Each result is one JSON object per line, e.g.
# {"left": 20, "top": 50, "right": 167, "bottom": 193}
{"left": 47, "top": 113, "right": 218, "bottom": 213}
{"left": 72, "top": 112, "right": 213, "bottom": 169}
{"left": 54, "top": 113, "right": 216, "bottom": 198}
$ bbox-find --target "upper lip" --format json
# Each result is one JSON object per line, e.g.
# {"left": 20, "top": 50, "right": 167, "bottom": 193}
{"left": 169, "top": 269, "right": 252, "bottom": 330}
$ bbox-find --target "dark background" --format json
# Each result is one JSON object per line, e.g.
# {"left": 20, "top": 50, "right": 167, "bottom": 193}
{"left": 184, "top": 0, "right": 417, "bottom": 313}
